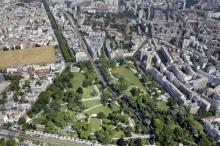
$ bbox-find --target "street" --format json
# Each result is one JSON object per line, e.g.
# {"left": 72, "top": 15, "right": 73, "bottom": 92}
{"left": 0, "top": 127, "right": 100, "bottom": 146}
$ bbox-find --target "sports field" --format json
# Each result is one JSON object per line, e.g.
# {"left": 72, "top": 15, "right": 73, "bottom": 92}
{"left": 0, "top": 46, "right": 56, "bottom": 68}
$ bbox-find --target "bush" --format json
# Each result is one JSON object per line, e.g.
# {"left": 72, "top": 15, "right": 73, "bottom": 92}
{"left": 76, "top": 87, "right": 83, "bottom": 94}
{"left": 18, "top": 117, "right": 26, "bottom": 125}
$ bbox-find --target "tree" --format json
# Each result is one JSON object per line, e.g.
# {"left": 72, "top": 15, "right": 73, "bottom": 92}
{"left": 97, "top": 112, "right": 107, "bottom": 119}
{"left": 173, "top": 127, "right": 184, "bottom": 141}
{"left": 76, "top": 87, "right": 83, "bottom": 94}
{"left": 6, "top": 139, "right": 18, "bottom": 146}
{"left": 24, "top": 80, "right": 30, "bottom": 89}
{"left": 169, "top": 37, "right": 177, "bottom": 45}
{"left": 103, "top": 89, "right": 111, "bottom": 98}
{"left": 3, "top": 122, "right": 12, "bottom": 128}
{"left": 13, "top": 96, "right": 19, "bottom": 102}
{"left": 79, "top": 131, "right": 90, "bottom": 140}
{"left": 130, "top": 87, "right": 139, "bottom": 96}
{"left": 44, "top": 121, "right": 57, "bottom": 134}
{"left": 0, "top": 138, "right": 5, "bottom": 146}
{"left": 18, "top": 117, "right": 26, "bottom": 125}
{"left": 83, "top": 79, "right": 92, "bottom": 88}
{"left": 96, "top": 129, "right": 112, "bottom": 144}
{"left": 117, "top": 138, "right": 128, "bottom": 146}
{"left": 135, "top": 138, "right": 148, "bottom": 146}
{"left": 101, "top": 95, "right": 109, "bottom": 106}
{"left": 198, "top": 136, "right": 212, "bottom": 146}
{"left": 67, "top": 82, "right": 73, "bottom": 88}
{"left": 118, "top": 77, "right": 129, "bottom": 91}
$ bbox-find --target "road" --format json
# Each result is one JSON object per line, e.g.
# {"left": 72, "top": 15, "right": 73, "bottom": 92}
{"left": 0, "top": 127, "right": 99, "bottom": 146}
{"left": 113, "top": 133, "right": 150, "bottom": 140}
{"left": 148, "top": 5, "right": 151, "bottom": 21}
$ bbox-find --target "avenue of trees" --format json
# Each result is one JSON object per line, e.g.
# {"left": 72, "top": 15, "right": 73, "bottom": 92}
{"left": 41, "top": 0, "right": 74, "bottom": 62}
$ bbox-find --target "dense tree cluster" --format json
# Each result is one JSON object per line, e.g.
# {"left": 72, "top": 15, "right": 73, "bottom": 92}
{"left": 41, "top": 0, "right": 74, "bottom": 62}
{"left": 0, "top": 138, "right": 18, "bottom": 146}
{"left": 97, "top": 58, "right": 215, "bottom": 145}
{"left": 26, "top": 67, "right": 84, "bottom": 132}
{"left": 120, "top": 93, "right": 214, "bottom": 145}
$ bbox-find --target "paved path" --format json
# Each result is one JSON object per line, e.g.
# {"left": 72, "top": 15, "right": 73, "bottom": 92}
{"left": 82, "top": 97, "right": 100, "bottom": 102}
{"left": 84, "top": 104, "right": 102, "bottom": 112}
{"left": 113, "top": 133, "right": 150, "bottom": 140}
{"left": 26, "top": 110, "right": 43, "bottom": 124}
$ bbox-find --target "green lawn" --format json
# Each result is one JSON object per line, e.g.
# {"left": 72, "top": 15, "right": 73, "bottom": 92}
{"left": 82, "top": 86, "right": 97, "bottom": 99}
{"left": 89, "top": 118, "right": 101, "bottom": 132}
{"left": 156, "top": 101, "right": 169, "bottom": 111}
{"left": 71, "top": 72, "right": 84, "bottom": 90}
{"left": 70, "top": 72, "right": 96, "bottom": 98}
{"left": 113, "top": 131, "right": 125, "bottom": 138}
{"left": 85, "top": 105, "right": 118, "bottom": 116}
{"left": 82, "top": 99, "right": 101, "bottom": 109}
{"left": 111, "top": 67, "right": 145, "bottom": 90}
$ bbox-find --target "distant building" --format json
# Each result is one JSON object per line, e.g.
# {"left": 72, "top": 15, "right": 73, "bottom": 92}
{"left": 160, "top": 47, "right": 174, "bottom": 64}
{"left": 76, "top": 52, "right": 89, "bottom": 62}
{"left": 193, "top": 77, "right": 208, "bottom": 91}
{"left": 75, "top": 113, "right": 86, "bottom": 121}
{"left": 202, "top": 117, "right": 220, "bottom": 143}
{"left": 0, "top": 114, "right": 8, "bottom": 125}
{"left": 191, "top": 94, "right": 211, "bottom": 112}
{"left": 17, "top": 103, "right": 30, "bottom": 110}
{"left": 187, "top": 102, "right": 200, "bottom": 114}
{"left": 149, "top": 68, "right": 187, "bottom": 104}
{"left": 169, "top": 65, "right": 191, "bottom": 83}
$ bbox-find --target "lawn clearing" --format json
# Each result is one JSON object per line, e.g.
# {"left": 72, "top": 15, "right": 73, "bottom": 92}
{"left": 85, "top": 105, "right": 113, "bottom": 116}
{"left": 82, "top": 86, "right": 97, "bottom": 99}
{"left": 111, "top": 67, "right": 145, "bottom": 90}
{"left": 71, "top": 73, "right": 85, "bottom": 89}
{"left": 82, "top": 99, "right": 101, "bottom": 109}
{"left": 113, "top": 131, "right": 125, "bottom": 138}
{"left": 156, "top": 101, "right": 169, "bottom": 111}
{"left": 0, "top": 46, "right": 56, "bottom": 68}
{"left": 89, "top": 118, "right": 101, "bottom": 132}
{"left": 70, "top": 72, "right": 96, "bottom": 98}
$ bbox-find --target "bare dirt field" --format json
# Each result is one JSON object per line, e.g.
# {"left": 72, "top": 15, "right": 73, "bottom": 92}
{"left": 0, "top": 46, "right": 56, "bottom": 68}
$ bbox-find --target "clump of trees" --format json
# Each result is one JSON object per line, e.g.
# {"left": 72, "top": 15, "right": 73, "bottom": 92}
{"left": 0, "top": 138, "right": 18, "bottom": 146}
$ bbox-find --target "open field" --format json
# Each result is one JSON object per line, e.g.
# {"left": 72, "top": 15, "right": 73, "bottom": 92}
{"left": 111, "top": 67, "right": 145, "bottom": 90}
{"left": 71, "top": 73, "right": 84, "bottom": 89}
{"left": 85, "top": 105, "right": 112, "bottom": 116}
{"left": 0, "top": 46, "right": 56, "bottom": 68}
{"left": 85, "top": 104, "right": 119, "bottom": 116}
{"left": 82, "top": 99, "right": 101, "bottom": 109}
{"left": 70, "top": 72, "right": 96, "bottom": 98}
{"left": 88, "top": 118, "right": 101, "bottom": 132}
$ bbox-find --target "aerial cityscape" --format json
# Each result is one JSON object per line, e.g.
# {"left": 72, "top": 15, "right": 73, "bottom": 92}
{"left": 0, "top": 0, "right": 220, "bottom": 145}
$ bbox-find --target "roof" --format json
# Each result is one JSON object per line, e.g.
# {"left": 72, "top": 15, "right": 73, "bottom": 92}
{"left": 75, "top": 113, "right": 86, "bottom": 121}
